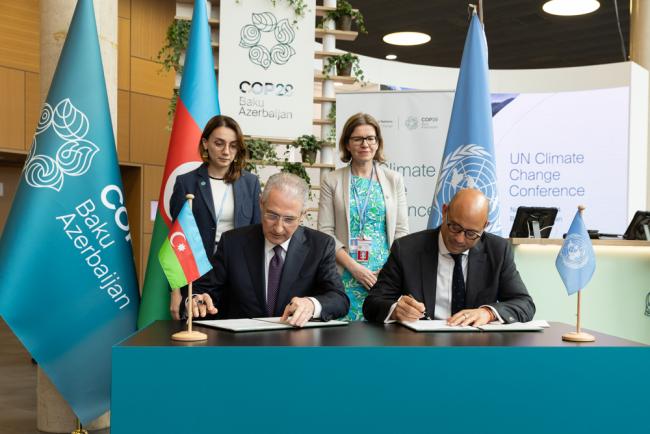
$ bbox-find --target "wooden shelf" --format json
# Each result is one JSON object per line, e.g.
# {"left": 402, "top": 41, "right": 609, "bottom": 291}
{"left": 249, "top": 159, "right": 336, "bottom": 170}
{"left": 314, "top": 96, "right": 336, "bottom": 103}
{"left": 246, "top": 136, "right": 294, "bottom": 145}
{"left": 315, "top": 28, "right": 358, "bottom": 42}
{"left": 314, "top": 50, "right": 342, "bottom": 59}
{"left": 175, "top": 15, "right": 220, "bottom": 26}
{"left": 313, "top": 118, "right": 334, "bottom": 125}
{"left": 314, "top": 73, "right": 356, "bottom": 84}
{"left": 315, "top": 5, "right": 359, "bottom": 17}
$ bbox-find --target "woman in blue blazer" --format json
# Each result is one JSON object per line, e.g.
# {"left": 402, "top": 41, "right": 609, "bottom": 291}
{"left": 169, "top": 115, "right": 261, "bottom": 319}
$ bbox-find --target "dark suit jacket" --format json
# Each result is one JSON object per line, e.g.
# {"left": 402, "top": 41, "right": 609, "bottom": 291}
{"left": 363, "top": 228, "right": 535, "bottom": 323}
{"left": 170, "top": 164, "right": 261, "bottom": 257}
{"left": 194, "top": 224, "right": 350, "bottom": 321}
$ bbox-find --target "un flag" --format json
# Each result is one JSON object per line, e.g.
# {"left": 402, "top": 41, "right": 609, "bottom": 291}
{"left": 0, "top": 0, "right": 139, "bottom": 424}
{"left": 427, "top": 13, "right": 501, "bottom": 234}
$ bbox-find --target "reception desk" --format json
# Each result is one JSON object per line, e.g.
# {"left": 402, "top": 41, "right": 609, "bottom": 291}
{"left": 112, "top": 321, "right": 648, "bottom": 434}
{"left": 512, "top": 238, "right": 650, "bottom": 344}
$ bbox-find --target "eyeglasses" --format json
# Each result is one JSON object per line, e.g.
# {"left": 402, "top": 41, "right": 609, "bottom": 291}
{"left": 209, "top": 140, "right": 240, "bottom": 151}
{"left": 263, "top": 211, "right": 300, "bottom": 226}
{"left": 349, "top": 136, "right": 378, "bottom": 146}
{"left": 446, "top": 215, "right": 483, "bottom": 240}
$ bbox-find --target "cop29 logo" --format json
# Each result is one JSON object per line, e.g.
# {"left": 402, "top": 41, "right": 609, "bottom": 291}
{"left": 239, "top": 12, "right": 296, "bottom": 69}
{"left": 24, "top": 99, "right": 99, "bottom": 192}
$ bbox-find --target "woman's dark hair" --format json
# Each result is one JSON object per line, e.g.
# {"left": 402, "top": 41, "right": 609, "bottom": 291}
{"left": 198, "top": 115, "right": 248, "bottom": 183}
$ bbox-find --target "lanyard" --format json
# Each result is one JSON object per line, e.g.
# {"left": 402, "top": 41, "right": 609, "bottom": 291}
{"left": 350, "top": 163, "right": 376, "bottom": 237}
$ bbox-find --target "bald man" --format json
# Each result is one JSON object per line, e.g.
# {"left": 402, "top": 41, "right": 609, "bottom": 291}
{"left": 363, "top": 189, "right": 535, "bottom": 325}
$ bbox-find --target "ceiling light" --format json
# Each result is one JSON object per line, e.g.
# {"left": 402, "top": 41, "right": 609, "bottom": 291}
{"left": 383, "top": 32, "right": 431, "bottom": 46}
{"left": 385, "top": 54, "right": 397, "bottom": 60}
{"left": 542, "top": 0, "right": 600, "bottom": 16}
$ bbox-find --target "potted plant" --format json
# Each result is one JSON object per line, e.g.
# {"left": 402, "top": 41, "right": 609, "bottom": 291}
{"left": 281, "top": 161, "right": 311, "bottom": 189}
{"left": 290, "top": 134, "right": 323, "bottom": 165}
{"left": 322, "top": 53, "right": 365, "bottom": 83}
{"left": 324, "top": 0, "right": 367, "bottom": 34}
{"left": 244, "top": 138, "right": 278, "bottom": 173}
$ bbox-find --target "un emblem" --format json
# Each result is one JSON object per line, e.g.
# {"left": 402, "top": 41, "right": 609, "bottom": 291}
{"left": 239, "top": 12, "right": 296, "bottom": 70}
{"left": 559, "top": 234, "right": 590, "bottom": 269}
{"left": 24, "top": 99, "right": 99, "bottom": 192}
{"left": 433, "top": 144, "right": 501, "bottom": 233}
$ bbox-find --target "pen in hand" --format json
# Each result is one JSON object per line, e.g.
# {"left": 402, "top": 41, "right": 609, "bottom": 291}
{"left": 407, "top": 294, "right": 431, "bottom": 320}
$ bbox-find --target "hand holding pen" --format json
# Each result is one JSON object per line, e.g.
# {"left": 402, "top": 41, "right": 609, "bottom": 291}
{"left": 391, "top": 293, "right": 430, "bottom": 322}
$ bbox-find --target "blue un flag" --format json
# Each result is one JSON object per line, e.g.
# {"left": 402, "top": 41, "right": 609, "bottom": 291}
{"left": 0, "top": 0, "right": 139, "bottom": 423}
{"left": 555, "top": 210, "right": 596, "bottom": 295}
{"left": 427, "top": 12, "right": 501, "bottom": 234}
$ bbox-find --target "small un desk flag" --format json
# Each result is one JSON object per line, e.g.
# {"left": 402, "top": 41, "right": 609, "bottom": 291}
{"left": 556, "top": 206, "right": 596, "bottom": 342}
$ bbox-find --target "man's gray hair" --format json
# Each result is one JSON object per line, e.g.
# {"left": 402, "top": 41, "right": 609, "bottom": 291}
{"left": 261, "top": 172, "right": 309, "bottom": 209}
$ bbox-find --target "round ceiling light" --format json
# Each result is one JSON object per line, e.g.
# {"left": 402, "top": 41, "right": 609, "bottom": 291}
{"left": 382, "top": 32, "right": 431, "bottom": 46}
{"left": 542, "top": 0, "right": 600, "bottom": 16}
{"left": 385, "top": 54, "right": 397, "bottom": 60}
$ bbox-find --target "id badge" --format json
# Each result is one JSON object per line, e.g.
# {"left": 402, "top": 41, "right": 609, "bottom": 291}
{"left": 356, "top": 239, "right": 372, "bottom": 263}
{"left": 349, "top": 238, "right": 359, "bottom": 256}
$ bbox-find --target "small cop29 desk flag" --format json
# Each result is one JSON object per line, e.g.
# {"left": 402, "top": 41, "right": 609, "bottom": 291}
{"left": 555, "top": 206, "right": 596, "bottom": 342}
{"left": 159, "top": 194, "right": 213, "bottom": 341}
{"left": 0, "top": 0, "right": 139, "bottom": 424}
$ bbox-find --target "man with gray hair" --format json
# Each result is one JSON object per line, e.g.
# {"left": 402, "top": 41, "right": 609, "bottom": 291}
{"left": 191, "top": 173, "right": 349, "bottom": 326}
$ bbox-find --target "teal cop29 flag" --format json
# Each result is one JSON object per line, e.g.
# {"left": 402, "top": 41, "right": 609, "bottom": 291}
{"left": 427, "top": 12, "right": 501, "bottom": 234}
{"left": 0, "top": 0, "right": 138, "bottom": 424}
{"left": 555, "top": 210, "right": 596, "bottom": 295}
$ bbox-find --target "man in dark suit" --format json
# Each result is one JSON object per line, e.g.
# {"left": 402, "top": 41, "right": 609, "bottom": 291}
{"left": 191, "top": 173, "right": 349, "bottom": 326}
{"left": 363, "top": 189, "right": 534, "bottom": 325}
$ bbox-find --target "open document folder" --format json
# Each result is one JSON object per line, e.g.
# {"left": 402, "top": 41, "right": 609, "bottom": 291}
{"left": 399, "top": 320, "right": 550, "bottom": 332}
{"left": 194, "top": 317, "right": 349, "bottom": 332}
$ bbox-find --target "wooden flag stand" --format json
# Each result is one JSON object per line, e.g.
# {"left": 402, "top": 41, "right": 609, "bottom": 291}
{"left": 171, "top": 194, "right": 207, "bottom": 342}
{"left": 71, "top": 419, "right": 88, "bottom": 434}
{"left": 562, "top": 290, "right": 595, "bottom": 342}
{"left": 562, "top": 206, "right": 595, "bottom": 343}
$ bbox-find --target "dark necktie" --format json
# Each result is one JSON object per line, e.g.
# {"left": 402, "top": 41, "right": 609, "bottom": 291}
{"left": 450, "top": 253, "right": 466, "bottom": 315}
{"left": 266, "top": 245, "right": 284, "bottom": 316}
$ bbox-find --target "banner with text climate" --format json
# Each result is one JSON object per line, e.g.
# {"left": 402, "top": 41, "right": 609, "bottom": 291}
{"left": 337, "top": 87, "right": 630, "bottom": 236}
{"left": 219, "top": 0, "right": 315, "bottom": 138}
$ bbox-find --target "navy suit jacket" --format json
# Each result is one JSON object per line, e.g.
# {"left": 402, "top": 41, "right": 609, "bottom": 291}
{"left": 170, "top": 164, "right": 261, "bottom": 257}
{"left": 194, "top": 224, "right": 350, "bottom": 321}
{"left": 363, "top": 228, "right": 535, "bottom": 323}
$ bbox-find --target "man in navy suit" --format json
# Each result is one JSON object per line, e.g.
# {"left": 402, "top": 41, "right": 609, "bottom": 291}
{"left": 191, "top": 173, "right": 349, "bottom": 326}
{"left": 363, "top": 189, "right": 535, "bottom": 325}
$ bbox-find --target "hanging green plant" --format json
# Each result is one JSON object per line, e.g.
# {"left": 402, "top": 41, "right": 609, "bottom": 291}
{"left": 326, "top": 102, "right": 337, "bottom": 144}
{"left": 290, "top": 134, "right": 324, "bottom": 164}
{"left": 157, "top": 19, "right": 191, "bottom": 74}
{"left": 281, "top": 161, "right": 311, "bottom": 189}
{"left": 324, "top": 0, "right": 367, "bottom": 34}
{"left": 244, "top": 138, "right": 279, "bottom": 173}
{"left": 322, "top": 52, "right": 365, "bottom": 83}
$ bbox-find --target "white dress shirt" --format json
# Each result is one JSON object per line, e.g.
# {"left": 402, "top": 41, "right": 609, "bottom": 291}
{"left": 263, "top": 238, "right": 322, "bottom": 318}
{"left": 209, "top": 178, "right": 234, "bottom": 244}
{"left": 385, "top": 235, "right": 502, "bottom": 322}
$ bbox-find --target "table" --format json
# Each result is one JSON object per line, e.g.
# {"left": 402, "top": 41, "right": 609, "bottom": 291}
{"left": 112, "top": 321, "right": 649, "bottom": 433}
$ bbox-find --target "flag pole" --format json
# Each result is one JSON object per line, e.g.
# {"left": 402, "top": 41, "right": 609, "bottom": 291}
{"left": 71, "top": 418, "right": 88, "bottom": 434}
{"left": 172, "top": 194, "right": 208, "bottom": 342}
{"left": 562, "top": 205, "right": 596, "bottom": 342}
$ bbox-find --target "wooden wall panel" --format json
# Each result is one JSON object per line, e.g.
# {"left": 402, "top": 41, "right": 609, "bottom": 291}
{"left": 0, "top": 0, "right": 39, "bottom": 72}
{"left": 120, "top": 164, "right": 142, "bottom": 285}
{"left": 143, "top": 164, "right": 163, "bottom": 234}
{"left": 0, "top": 164, "right": 22, "bottom": 236}
{"left": 0, "top": 66, "right": 25, "bottom": 150}
{"left": 24, "top": 72, "right": 40, "bottom": 149}
{"left": 118, "top": 17, "right": 131, "bottom": 91}
{"left": 129, "top": 92, "right": 170, "bottom": 165}
{"left": 130, "top": 57, "right": 174, "bottom": 99}
{"left": 130, "top": 0, "right": 175, "bottom": 61}
{"left": 119, "top": 0, "right": 131, "bottom": 20}
{"left": 117, "top": 90, "right": 130, "bottom": 161}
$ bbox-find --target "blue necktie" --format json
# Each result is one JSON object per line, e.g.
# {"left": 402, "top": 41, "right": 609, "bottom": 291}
{"left": 266, "top": 245, "right": 284, "bottom": 316}
{"left": 450, "top": 253, "right": 466, "bottom": 314}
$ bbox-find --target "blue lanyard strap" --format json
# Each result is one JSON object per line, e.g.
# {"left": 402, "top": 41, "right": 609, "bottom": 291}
{"left": 350, "top": 163, "right": 376, "bottom": 236}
